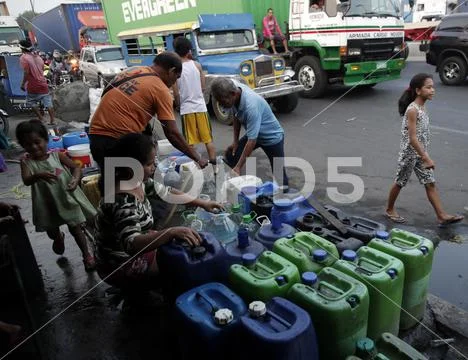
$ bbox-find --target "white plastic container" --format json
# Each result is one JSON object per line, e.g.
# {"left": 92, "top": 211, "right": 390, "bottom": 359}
{"left": 67, "top": 144, "right": 92, "bottom": 168}
{"left": 222, "top": 175, "right": 262, "bottom": 205}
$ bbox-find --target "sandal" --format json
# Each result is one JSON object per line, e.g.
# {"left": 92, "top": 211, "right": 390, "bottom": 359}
{"left": 438, "top": 215, "right": 464, "bottom": 227}
{"left": 83, "top": 255, "right": 96, "bottom": 272}
{"left": 52, "top": 231, "right": 65, "bottom": 255}
{"left": 384, "top": 212, "right": 406, "bottom": 224}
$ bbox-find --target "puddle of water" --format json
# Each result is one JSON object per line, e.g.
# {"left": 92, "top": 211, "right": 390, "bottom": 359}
{"left": 429, "top": 239, "right": 468, "bottom": 311}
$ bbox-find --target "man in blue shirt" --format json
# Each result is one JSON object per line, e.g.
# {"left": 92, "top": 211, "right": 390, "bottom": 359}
{"left": 211, "top": 78, "right": 288, "bottom": 187}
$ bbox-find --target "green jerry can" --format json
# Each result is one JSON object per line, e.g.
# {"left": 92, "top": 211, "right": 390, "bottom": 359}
{"left": 346, "top": 333, "right": 427, "bottom": 360}
{"left": 368, "top": 229, "right": 434, "bottom": 330}
{"left": 287, "top": 268, "right": 369, "bottom": 359}
{"left": 272, "top": 232, "right": 339, "bottom": 274}
{"left": 228, "top": 251, "right": 300, "bottom": 303}
{"left": 332, "top": 247, "right": 405, "bottom": 340}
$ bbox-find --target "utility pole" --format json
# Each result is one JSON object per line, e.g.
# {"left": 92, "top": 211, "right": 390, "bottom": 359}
{"left": 29, "top": 0, "right": 36, "bottom": 15}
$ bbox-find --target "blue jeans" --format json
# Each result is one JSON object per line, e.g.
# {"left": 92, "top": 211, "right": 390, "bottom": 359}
{"left": 224, "top": 135, "right": 289, "bottom": 187}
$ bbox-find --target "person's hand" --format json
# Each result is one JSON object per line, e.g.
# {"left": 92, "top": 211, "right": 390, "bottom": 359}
{"left": 225, "top": 142, "right": 239, "bottom": 157}
{"left": 269, "top": 35, "right": 274, "bottom": 41}
{"left": 0, "top": 202, "right": 19, "bottom": 215}
{"left": 67, "top": 177, "right": 79, "bottom": 191}
{"left": 422, "top": 155, "right": 435, "bottom": 169}
{"left": 0, "top": 215, "right": 15, "bottom": 226}
{"left": 170, "top": 227, "right": 202, "bottom": 247}
{"left": 197, "top": 158, "right": 208, "bottom": 169}
{"left": 202, "top": 200, "right": 225, "bottom": 213}
{"left": 232, "top": 166, "right": 241, "bottom": 176}
{"left": 36, "top": 172, "right": 58, "bottom": 184}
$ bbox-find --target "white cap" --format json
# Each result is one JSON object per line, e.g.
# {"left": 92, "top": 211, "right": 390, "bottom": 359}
{"left": 214, "top": 309, "right": 234, "bottom": 325}
{"left": 248, "top": 301, "right": 267, "bottom": 317}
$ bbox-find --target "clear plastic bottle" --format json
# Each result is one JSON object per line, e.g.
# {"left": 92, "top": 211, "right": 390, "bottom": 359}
{"left": 163, "top": 161, "right": 182, "bottom": 189}
{"left": 229, "top": 204, "right": 243, "bottom": 226}
{"left": 239, "top": 213, "right": 259, "bottom": 238}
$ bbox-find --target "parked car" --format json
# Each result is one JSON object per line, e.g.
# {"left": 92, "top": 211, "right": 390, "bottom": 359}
{"left": 80, "top": 45, "right": 127, "bottom": 88}
{"left": 425, "top": 13, "right": 468, "bottom": 85}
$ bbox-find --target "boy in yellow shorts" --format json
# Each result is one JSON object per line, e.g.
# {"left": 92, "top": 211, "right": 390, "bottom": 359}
{"left": 173, "top": 37, "right": 216, "bottom": 166}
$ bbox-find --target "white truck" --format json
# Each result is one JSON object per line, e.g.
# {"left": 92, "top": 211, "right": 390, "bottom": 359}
{"left": 0, "top": 16, "right": 25, "bottom": 55}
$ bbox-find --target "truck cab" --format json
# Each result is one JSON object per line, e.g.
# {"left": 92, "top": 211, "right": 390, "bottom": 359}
{"left": 80, "top": 45, "right": 127, "bottom": 88}
{"left": 287, "top": 0, "right": 407, "bottom": 97}
{"left": 0, "top": 16, "right": 25, "bottom": 55}
{"left": 118, "top": 13, "right": 303, "bottom": 124}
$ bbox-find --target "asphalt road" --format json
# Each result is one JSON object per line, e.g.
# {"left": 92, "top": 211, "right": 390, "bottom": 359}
{"left": 209, "top": 60, "right": 468, "bottom": 310}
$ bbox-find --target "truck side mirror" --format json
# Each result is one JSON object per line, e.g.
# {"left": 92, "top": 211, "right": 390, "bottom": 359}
{"left": 325, "top": 0, "right": 338, "bottom": 17}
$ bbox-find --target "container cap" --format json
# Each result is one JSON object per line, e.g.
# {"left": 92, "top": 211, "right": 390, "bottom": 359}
{"left": 237, "top": 228, "right": 249, "bottom": 249}
{"left": 275, "top": 276, "right": 286, "bottom": 286}
{"left": 419, "top": 246, "right": 429, "bottom": 255}
{"left": 248, "top": 301, "right": 267, "bottom": 317}
{"left": 242, "top": 253, "right": 257, "bottom": 267}
{"left": 52, "top": 136, "right": 61, "bottom": 141}
{"left": 376, "top": 230, "right": 390, "bottom": 240}
{"left": 313, "top": 226, "right": 324, "bottom": 235}
{"left": 273, "top": 198, "right": 293, "bottom": 208}
{"left": 231, "top": 204, "right": 241, "bottom": 213}
{"left": 302, "top": 272, "right": 318, "bottom": 286}
{"left": 192, "top": 246, "right": 207, "bottom": 258}
{"left": 242, "top": 214, "right": 253, "bottom": 223}
{"left": 342, "top": 250, "right": 357, "bottom": 262}
{"left": 79, "top": 132, "right": 87, "bottom": 138}
{"left": 356, "top": 338, "right": 375, "bottom": 352}
{"left": 312, "top": 249, "right": 328, "bottom": 262}
{"left": 387, "top": 268, "right": 397, "bottom": 279}
{"left": 214, "top": 308, "right": 234, "bottom": 325}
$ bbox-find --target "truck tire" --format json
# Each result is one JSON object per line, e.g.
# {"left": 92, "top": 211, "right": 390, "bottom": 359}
{"left": 211, "top": 98, "right": 233, "bottom": 125}
{"left": 439, "top": 56, "right": 467, "bottom": 86}
{"left": 273, "top": 93, "right": 299, "bottom": 113}
{"left": 294, "top": 55, "right": 328, "bottom": 98}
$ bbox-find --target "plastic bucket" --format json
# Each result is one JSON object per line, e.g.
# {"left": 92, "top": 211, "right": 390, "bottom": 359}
{"left": 62, "top": 131, "right": 89, "bottom": 149}
{"left": 67, "top": 144, "right": 92, "bottom": 168}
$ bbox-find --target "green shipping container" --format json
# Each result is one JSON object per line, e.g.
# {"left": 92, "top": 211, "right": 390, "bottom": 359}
{"left": 368, "top": 229, "right": 434, "bottom": 330}
{"left": 229, "top": 251, "right": 300, "bottom": 303}
{"left": 287, "top": 268, "right": 369, "bottom": 359}
{"left": 333, "top": 247, "right": 405, "bottom": 340}
{"left": 101, "top": 0, "right": 248, "bottom": 44}
{"left": 272, "top": 232, "right": 339, "bottom": 274}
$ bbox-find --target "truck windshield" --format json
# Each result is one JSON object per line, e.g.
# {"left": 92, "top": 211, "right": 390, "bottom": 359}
{"left": 86, "top": 29, "right": 109, "bottom": 44}
{"left": 0, "top": 27, "right": 24, "bottom": 45}
{"left": 344, "top": 0, "right": 401, "bottom": 18}
{"left": 197, "top": 30, "right": 254, "bottom": 50}
{"left": 96, "top": 48, "right": 124, "bottom": 62}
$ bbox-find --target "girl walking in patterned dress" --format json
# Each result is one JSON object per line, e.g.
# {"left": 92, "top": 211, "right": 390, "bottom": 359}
{"left": 16, "top": 120, "right": 97, "bottom": 271}
{"left": 385, "top": 73, "right": 464, "bottom": 226}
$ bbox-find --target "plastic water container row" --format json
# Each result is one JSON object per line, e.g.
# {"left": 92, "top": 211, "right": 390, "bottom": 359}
{"left": 158, "top": 229, "right": 434, "bottom": 358}
{"left": 175, "top": 281, "right": 428, "bottom": 360}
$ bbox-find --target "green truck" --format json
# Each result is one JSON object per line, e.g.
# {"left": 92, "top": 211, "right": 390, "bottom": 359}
{"left": 102, "top": 0, "right": 406, "bottom": 100}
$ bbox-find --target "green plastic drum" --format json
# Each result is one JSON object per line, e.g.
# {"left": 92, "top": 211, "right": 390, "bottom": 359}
{"left": 332, "top": 247, "right": 405, "bottom": 340}
{"left": 369, "top": 229, "right": 434, "bottom": 330}
{"left": 287, "top": 267, "right": 369, "bottom": 359}
{"left": 228, "top": 251, "right": 300, "bottom": 303}
{"left": 272, "top": 232, "right": 339, "bottom": 274}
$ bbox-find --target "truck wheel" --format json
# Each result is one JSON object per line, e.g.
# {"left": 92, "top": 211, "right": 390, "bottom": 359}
{"left": 294, "top": 55, "right": 328, "bottom": 98}
{"left": 82, "top": 73, "right": 91, "bottom": 86}
{"left": 439, "top": 56, "right": 467, "bottom": 86}
{"left": 211, "top": 98, "right": 233, "bottom": 125}
{"left": 273, "top": 93, "right": 299, "bottom": 113}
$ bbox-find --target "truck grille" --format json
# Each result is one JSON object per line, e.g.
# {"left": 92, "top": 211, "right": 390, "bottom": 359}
{"left": 255, "top": 60, "right": 273, "bottom": 77}
{"left": 347, "top": 38, "right": 402, "bottom": 62}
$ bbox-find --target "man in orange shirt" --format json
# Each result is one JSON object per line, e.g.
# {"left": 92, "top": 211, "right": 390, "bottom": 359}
{"left": 89, "top": 52, "right": 208, "bottom": 170}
